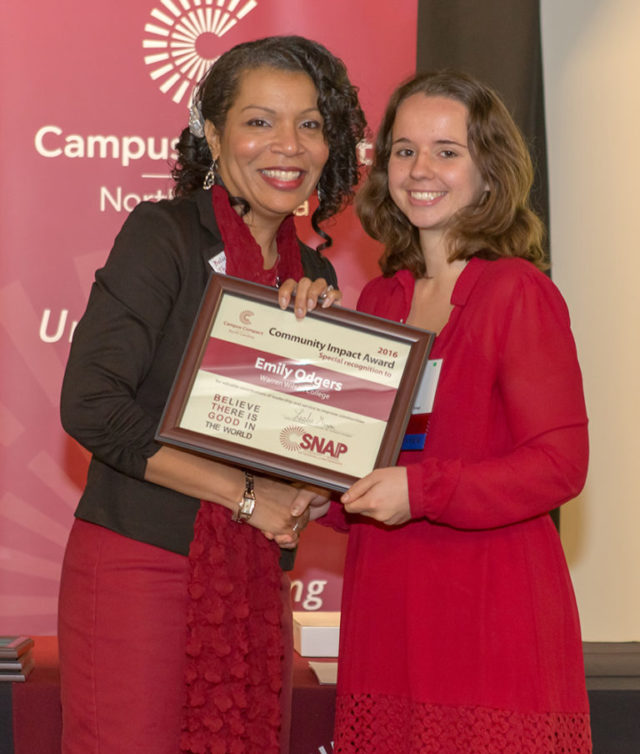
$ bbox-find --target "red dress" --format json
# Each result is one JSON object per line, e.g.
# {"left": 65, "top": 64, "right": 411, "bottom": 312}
{"left": 330, "top": 258, "right": 592, "bottom": 753}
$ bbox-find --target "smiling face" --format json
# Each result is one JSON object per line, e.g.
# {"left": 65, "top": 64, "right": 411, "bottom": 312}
{"left": 387, "top": 94, "right": 488, "bottom": 245}
{"left": 204, "top": 66, "right": 329, "bottom": 228}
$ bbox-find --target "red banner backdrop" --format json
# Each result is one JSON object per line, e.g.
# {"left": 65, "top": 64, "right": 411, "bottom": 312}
{"left": 1, "top": 1, "right": 417, "bottom": 639}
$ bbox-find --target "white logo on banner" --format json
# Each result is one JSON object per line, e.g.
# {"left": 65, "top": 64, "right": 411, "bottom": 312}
{"left": 143, "top": 0, "right": 259, "bottom": 104}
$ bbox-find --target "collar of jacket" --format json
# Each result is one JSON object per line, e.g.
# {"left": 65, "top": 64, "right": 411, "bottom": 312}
{"left": 195, "top": 187, "right": 225, "bottom": 264}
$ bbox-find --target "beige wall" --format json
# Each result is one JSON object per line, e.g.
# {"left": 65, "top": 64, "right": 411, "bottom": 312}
{"left": 541, "top": 0, "right": 640, "bottom": 640}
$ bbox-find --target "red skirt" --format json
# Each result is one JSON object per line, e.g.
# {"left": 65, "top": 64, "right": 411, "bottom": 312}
{"left": 58, "top": 517, "right": 292, "bottom": 754}
{"left": 334, "top": 514, "right": 592, "bottom": 753}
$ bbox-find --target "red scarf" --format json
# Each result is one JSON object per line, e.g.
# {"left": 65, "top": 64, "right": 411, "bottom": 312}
{"left": 180, "top": 186, "right": 302, "bottom": 753}
{"left": 211, "top": 184, "right": 304, "bottom": 285}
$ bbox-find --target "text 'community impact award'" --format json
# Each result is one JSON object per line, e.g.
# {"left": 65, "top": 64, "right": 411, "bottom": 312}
{"left": 157, "top": 274, "right": 435, "bottom": 492}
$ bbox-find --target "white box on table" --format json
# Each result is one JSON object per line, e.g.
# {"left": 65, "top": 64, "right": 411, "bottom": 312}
{"left": 292, "top": 611, "right": 341, "bottom": 657}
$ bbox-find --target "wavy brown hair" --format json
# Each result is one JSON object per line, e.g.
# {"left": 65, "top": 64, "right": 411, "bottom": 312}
{"left": 357, "top": 71, "right": 547, "bottom": 276}
{"left": 172, "top": 36, "right": 366, "bottom": 250}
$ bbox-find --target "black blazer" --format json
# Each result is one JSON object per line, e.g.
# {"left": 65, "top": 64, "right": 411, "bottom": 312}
{"left": 60, "top": 189, "right": 337, "bottom": 554}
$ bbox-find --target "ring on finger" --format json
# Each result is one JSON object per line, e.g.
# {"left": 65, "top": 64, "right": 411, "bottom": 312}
{"left": 318, "top": 284, "right": 335, "bottom": 301}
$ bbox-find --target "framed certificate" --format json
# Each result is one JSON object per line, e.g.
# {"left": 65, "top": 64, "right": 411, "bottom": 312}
{"left": 157, "top": 274, "right": 435, "bottom": 492}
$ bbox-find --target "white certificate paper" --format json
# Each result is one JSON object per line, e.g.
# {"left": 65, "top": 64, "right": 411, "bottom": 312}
{"left": 179, "top": 293, "right": 412, "bottom": 479}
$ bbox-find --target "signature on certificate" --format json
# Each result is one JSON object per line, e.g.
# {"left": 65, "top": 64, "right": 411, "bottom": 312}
{"left": 288, "top": 407, "right": 337, "bottom": 432}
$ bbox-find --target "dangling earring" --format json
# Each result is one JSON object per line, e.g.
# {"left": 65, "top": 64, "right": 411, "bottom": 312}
{"left": 203, "top": 159, "right": 218, "bottom": 190}
{"left": 317, "top": 182, "right": 324, "bottom": 205}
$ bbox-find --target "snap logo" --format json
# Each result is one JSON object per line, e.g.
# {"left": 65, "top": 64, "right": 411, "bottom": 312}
{"left": 143, "top": 0, "right": 259, "bottom": 104}
{"left": 279, "top": 426, "right": 349, "bottom": 459}
{"left": 280, "top": 425, "right": 305, "bottom": 452}
{"left": 300, "top": 434, "right": 348, "bottom": 459}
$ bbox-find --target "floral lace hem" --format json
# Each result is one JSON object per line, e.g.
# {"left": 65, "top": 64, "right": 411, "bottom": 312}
{"left": 334, "top": 692, "right": 592, "bottom": 753}
{"left": 180, "top": 502, "right": 284, "bottom": 754}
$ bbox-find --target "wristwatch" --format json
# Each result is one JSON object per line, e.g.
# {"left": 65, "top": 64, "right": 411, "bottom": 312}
{"left": 232, "top": 471, "right": 256, "bottom": 523}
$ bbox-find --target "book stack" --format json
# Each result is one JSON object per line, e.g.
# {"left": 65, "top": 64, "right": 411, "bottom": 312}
{"left": 0, "top": 636, "right": 35, "bottom": 682}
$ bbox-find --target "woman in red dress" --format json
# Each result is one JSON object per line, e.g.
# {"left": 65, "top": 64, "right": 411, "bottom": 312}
{"left": 326, "top": 71, "right": 591, "bottom": 752}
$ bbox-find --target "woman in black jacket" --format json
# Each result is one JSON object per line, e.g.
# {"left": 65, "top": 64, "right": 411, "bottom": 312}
{"left": 59, "top": 35, "right": 365, "bottom": 754}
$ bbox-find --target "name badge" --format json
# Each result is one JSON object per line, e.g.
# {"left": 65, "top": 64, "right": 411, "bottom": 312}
{"left": 401, "top": 359, "right": 442, "bottom": 451}
{"left": 209, "top": 251, "right": 227, "bottom": 274}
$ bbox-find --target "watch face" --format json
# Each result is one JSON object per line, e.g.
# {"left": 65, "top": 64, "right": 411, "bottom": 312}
{"left": 233, "top": 473, "right": 256, "bottom": 523}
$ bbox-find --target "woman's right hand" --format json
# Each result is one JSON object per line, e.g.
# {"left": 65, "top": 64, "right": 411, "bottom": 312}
{"left": 144, "top": 446, "right": 300, "bottom": 537}
{"left": 250, "top": 479, "right": 331, "bottom": 547}
{"left": 247, "top": 474, "right": 301, "bottom": 537}
{"left": 144, "top": 446, "right": 320, "bottom": 542}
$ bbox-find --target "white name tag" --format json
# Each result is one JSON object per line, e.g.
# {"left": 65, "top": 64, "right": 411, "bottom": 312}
{"left": 412, "top": 359, "right": 442, "bottom": 414}
{"left": 209, "top": 251, "right": 227, "bottom": 274}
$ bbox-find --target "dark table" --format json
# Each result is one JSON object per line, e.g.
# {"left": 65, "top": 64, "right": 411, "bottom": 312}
{"left": 2, "top": 638, "right": 639, "bottom": 753}
{"left": 0, "top": 637, "right": 335, "bottom": 754}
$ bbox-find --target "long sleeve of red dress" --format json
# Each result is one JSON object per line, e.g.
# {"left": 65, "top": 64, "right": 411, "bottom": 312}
{"left": 358, "top": 257, "right": 588, "bottom": 531}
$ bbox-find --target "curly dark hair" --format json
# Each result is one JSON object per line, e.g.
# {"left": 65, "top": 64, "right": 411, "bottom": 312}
{"left": 171, "top": 35, "right": 366, "bottom": 249}
{"left": 356, "top": 71, "right": 547, "bottom": 277}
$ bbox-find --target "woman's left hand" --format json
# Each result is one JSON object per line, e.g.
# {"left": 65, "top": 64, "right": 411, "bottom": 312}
{"left": 341, "top": 467, "right": 412, "bottom": 526}
{"left": 278, "top": 277, "right": 341, "bottom": 319}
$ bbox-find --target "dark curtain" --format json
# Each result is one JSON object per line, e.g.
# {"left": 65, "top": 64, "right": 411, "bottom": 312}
{"left": 416, "top": 1, "right": 558, "bottom": 528}
{"left": 416, "top": 0, "right": 549, "bottom": 243}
